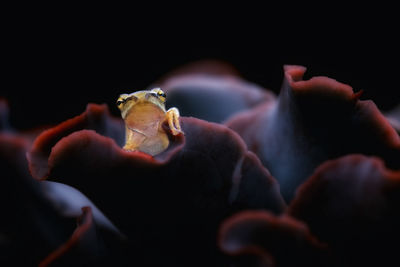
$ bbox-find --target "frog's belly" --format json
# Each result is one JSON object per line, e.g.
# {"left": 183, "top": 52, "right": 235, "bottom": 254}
{"left": 125, "top": 129, "right": 169, "bottom": 156}
{"left": 125, "top": 104, "right": 165, "bottom": 137}
{"left": 124, "top": 104, "right": 169, "bottom": 155}
{"left": 136, "top": 132, "right": 169, "bottom": 156}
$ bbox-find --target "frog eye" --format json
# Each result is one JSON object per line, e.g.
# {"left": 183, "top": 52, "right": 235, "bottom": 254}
{"left": 116, "top": 99, "right": 125, "bottom": 106}
{"left": 157, "top": 91, "right": 166, "bottom": 98}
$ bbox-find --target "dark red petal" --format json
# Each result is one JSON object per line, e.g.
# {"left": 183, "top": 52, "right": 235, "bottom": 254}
{"left": 0, "top": 98, "right": 10, "bottom": 132}
{"left": 41, "top": 117, "right": 284, "bottom": 221}
{"left": 39, "top": 207, "right": 103, "bottom": 267}
{"left": 289, "top": 154, "right": 400, "bottom": 266}
{"left": 32, "top": 114, "right": 284, "bottom": 265}
{"left": 232, "top": 151, "right": 285, "bottom": 213}
{"left": 226, "top": 65, "right": 400, "bottom": 201}
{"left": 385, "top": 104, "right": 400, "bottom": 134}
{"left": 1, "top": 133, "right": 123, "bottom": 266}
{"left": 28, "top": 104, "right": 124, "bottom": 179}
{"left": 157, "top": 67, "right": 275, "bottom": 123}
{"left": 219, "top": 210, "right": 329, "bottom": 267}
{"left": 0, "top": 134, "right": 76, "bottom": 265}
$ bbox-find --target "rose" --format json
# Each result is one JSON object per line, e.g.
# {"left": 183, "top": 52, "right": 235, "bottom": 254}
{"left": 2, "top": 61, "right": 400, "bottom": 266}
{"left": 3, "top": 98, "right": 283, "bottom": 266}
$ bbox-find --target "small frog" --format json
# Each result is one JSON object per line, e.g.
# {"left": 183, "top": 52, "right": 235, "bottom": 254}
{"left": 116, "top": 88, "right": 183, "bottom": 156}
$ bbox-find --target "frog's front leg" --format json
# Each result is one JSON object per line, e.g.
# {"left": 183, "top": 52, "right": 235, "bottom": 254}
{"left": 166, "top": 107, "right": 183, "bottom": 136}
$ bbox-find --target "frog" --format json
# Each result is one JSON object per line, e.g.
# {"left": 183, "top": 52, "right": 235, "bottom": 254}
{"left": 116, "top": 87, "right": 183, "bottom": 156}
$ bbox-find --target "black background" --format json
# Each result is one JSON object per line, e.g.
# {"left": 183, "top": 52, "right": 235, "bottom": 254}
{"left": 2, "top": 11, "right": 399, "bottom": 130}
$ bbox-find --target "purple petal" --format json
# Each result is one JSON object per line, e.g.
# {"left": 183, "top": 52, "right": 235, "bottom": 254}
{"left": 27, "top": 107, "right": 285, "bottom": 265}
{"left": 43, "top": 181, "right": 123, "bottom": 239}
{"left": 39, "top": 207, "right": 99, "bottom": 267}
{"left": 156, "top": 64, "right": 275, "bottom": 123}
{"left": 385, "top": 104, "right": 400, "bottom": 134}
{"left": 38, "top": 206, "right": 123, "bottom": 267}
{"left": 0, "top": 134, "right": 123, "bottom": 266}
{"left": 226, "top": 65, "right": 400, "bottom": 201}
{"left": 28, "top": 104, "right": 125, "bottom": 179}
{"left": 289, "top": 154, "right": 400, "bottom": 266}
{"left": 219, "top": 210, "right": 329, "bottom": 267}
{"left": 0, "top": 134, "right": 75, "bottom": 265}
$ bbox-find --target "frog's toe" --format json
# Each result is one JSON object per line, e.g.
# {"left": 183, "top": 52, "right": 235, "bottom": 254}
{"left": 122, "top": 145, "right": 138, "bottom": 152}
{"left": 170, "top": 127, "right": 184, "bottom": 136}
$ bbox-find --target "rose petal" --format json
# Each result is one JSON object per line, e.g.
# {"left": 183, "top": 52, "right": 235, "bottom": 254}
{"left": 28, "top": 104, "right": 125, "bottom": 179}
{"left": 226, "top": 65, "right": 400, "bottom": 201}
{"left": 29, "top": 108, "right": 285, "bottom": 265}
{"left": 232, "top": 151, "right": 284, "bottom": 211}
{"left": 154, "top": 59, "right": 241, "bottom": 83}
{"left": 157, "top": 71, "right": 275, "bottom": 123}
{"left": 40, "top": 116, "right": 285, "bottom": 217}
{"left": 385, "top": 104, "right": 400, "bottom": 134}
{"left": 39, "top": 207, "right": 101, "bottom": 267}
{"left": 0, "top": 134, "right": 123, "bottom": 266}
{"left": 0, "top": 134, "right": 75, "bottom": 265}
{"left": 289, "top": 154, "right": 400, "bottom": 266}
{"left": 219, "top": 210, "right": 329, "bottom": 267}
{"left": 42, "top": 181, "right": 123, "bottom": 239}
{"left": 38, "top": 206, "right": 124, "bottom": 267}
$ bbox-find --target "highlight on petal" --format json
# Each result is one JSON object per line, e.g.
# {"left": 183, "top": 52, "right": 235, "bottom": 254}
{"left": 219, "top": 210, "right": 329, "bottom": 267}
{"left": 289, "top": 154, "right": 400, "bottom": 266}
{"left": 42, "top": 181, "right": 123, "bottom": 239}
{"left": 385, "top": 104, "right": 400, "bottom": 134}
{"left": 29, "top": 107, "right": 285, "bottom": 266}
{"left": 153, "top": 62, "right": 275, "bottom": 123}
{"left": 226, "top": 65, "right": 400, "bottom": 201}
{"left": 39, "top": 207, "right": 100, "bottom": 267}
